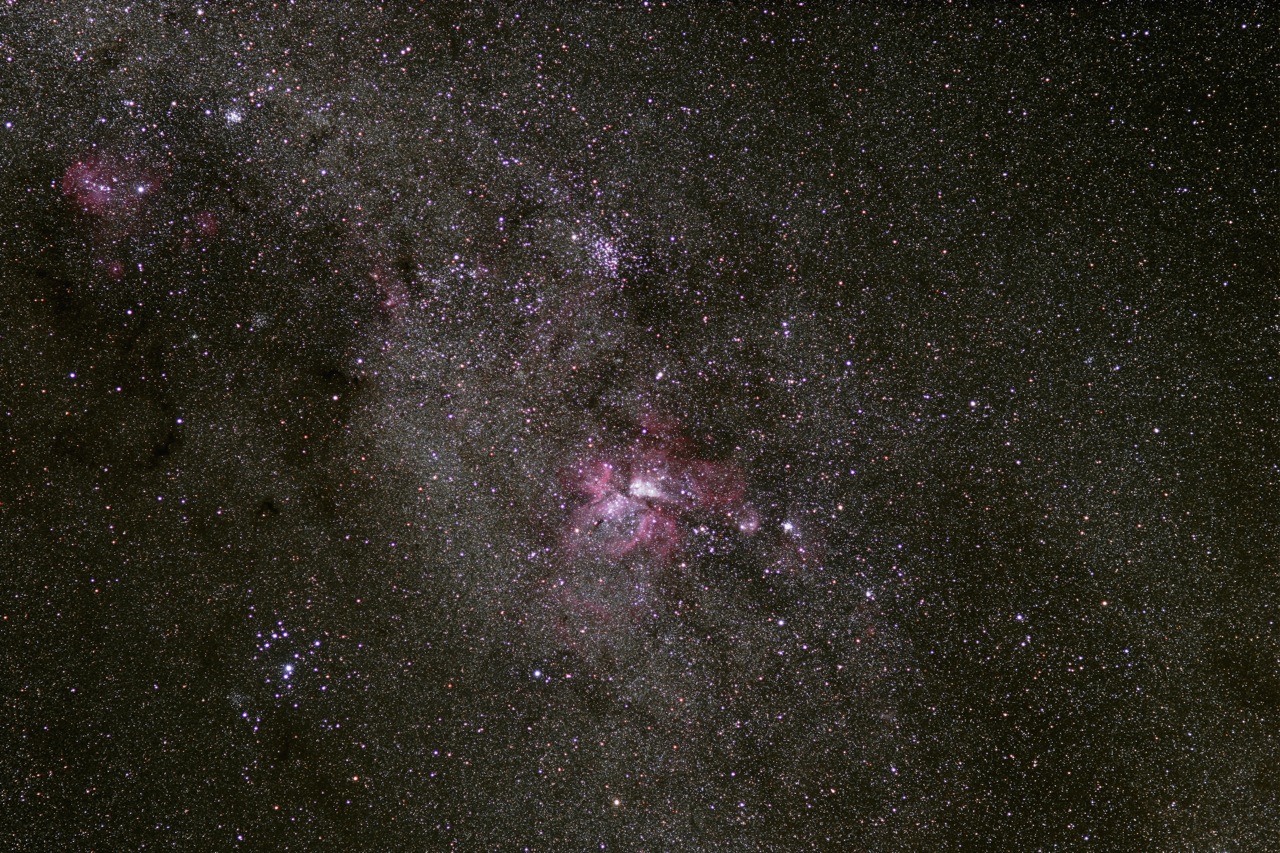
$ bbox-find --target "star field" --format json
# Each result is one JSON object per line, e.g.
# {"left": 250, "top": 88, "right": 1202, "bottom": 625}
{"left": 1, "top": 4, "right": 1277, "bottom": 850}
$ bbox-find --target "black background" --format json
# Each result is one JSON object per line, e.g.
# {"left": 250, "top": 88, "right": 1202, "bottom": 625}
{"left": 2, "top": 3, "right": 1276, "bottom": 850}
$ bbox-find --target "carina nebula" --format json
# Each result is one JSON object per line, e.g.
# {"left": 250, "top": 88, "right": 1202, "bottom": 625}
{"left": 526, "top": 406, "right": 760, "bottom": 682}
{"left": 517, "top": 398, "right": 832, "bottom": 701}
{"left": 559, "top": 410, "right": 760, "bottom": 564}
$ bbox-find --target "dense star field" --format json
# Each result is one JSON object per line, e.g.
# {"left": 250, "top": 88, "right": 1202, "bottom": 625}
{"left": 1, "top": 3, "right": 1276, "bottom": 850}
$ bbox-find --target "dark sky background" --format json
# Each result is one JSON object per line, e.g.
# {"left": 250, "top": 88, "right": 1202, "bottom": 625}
{"left": 2, "top": 3, "right": 1276, "bottom": 850}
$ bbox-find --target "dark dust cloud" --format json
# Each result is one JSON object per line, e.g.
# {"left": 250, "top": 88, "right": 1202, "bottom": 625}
{"left": 1, "top": 3, "right": 1276, "bottom": 850}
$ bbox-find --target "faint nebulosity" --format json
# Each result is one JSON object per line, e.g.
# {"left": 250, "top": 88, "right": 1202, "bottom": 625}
{"left": 1, "top": 3, "right": 1276, "bottom": 850}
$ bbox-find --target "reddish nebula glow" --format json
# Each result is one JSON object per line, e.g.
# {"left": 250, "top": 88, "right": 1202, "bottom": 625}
{"left": 559, "top": 416, "right": 756, "bottom": 564}
{"left": 61, "top": 151, "right": 161, "bottom": 219}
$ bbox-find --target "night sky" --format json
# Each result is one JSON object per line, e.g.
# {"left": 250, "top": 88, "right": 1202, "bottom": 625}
{"left": 2, "top": 3, "right": 1277, "bottom": 850}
